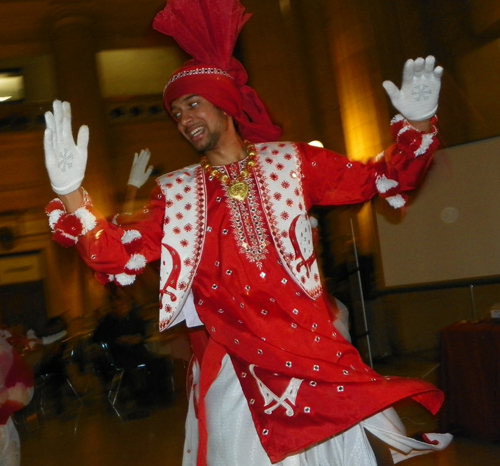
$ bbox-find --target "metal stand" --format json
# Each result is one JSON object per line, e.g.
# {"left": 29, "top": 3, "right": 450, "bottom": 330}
{"left": 347, "top": 219, "right": 373, "bottom": 368}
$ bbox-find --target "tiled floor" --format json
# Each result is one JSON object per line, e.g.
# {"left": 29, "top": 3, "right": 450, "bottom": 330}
{"left": 15, "top": 353, "right": 500, "bottom": 466}
{"left": 17, "top": 374, "right": 188, "bottom": 466}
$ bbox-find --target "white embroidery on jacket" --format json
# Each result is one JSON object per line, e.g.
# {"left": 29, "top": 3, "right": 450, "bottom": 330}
{"left": 250, "top": 364, "right": 303, "bottom": 417}
{"left": 156, "top": 143, "right": 323, "bottom": 330}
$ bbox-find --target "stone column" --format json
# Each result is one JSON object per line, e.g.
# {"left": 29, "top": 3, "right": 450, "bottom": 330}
{"left": 47, "top": 0, "right": 111, "bottom": 318}
{"left": 239, "top": 0, "right": 317, "bottom": 141}
{"left": 288, "top": 0, "right": 346, "bottom": 152}
{"left": 319, "top": 0, "right": 395, "bottom": 163}
{"left": 318, "top": 0, "right": 401, "bottom": 256}
{"left": 48, "top": 0, "right": 113, "bottom": 214}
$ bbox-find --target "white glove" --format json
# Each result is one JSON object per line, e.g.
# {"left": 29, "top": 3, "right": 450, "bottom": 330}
{"left": 44, "top": 100, "right": 89, "bottom": 195}
{"left": 383, "top": 55, "right": 443, "bottom": 121}
{"left": 127, "top": 149, "right": 153, "bottom": 188}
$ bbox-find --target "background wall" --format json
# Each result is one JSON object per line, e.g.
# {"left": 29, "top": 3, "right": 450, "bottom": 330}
{"left": 376, "top": 136, "right": 500, "bottom": 288}
{"left": 0, "top": 0, "right": 499, "bottom": 354}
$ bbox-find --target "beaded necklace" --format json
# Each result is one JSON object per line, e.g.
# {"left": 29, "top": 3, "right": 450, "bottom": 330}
{"left": 200, "top": 141, "right": 257, "bottom": 201}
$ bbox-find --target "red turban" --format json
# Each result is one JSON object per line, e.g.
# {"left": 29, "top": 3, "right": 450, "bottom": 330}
{"left": 153, "top": 0, "right": 282, "bottom": 143}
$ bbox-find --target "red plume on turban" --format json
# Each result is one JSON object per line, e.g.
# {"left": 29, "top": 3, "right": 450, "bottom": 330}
{"left": 153, "top": 0, "right": 282, "bottom": 143}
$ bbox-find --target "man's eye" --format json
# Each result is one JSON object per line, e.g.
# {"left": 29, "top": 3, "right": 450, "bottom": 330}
{"left": 173, "top": 112, "right": 181, "bottom": 120}
{"left": 189, "top": 102, "right": 198, "bottom": 109}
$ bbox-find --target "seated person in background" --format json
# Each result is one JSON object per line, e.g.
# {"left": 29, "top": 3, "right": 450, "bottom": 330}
{"left": 36, "top": 316, "right": 69, "bottom": 416}
{"left": 91, "top": 286, "right": 174, "bottom": 408}
{"left": 0, "top": 327, "right": 30, "bottom": 356}
{"left": 26, "top": 319, "right": 67, "bottom": 349}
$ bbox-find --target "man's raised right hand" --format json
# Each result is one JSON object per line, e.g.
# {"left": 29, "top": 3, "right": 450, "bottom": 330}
{"left": 44, "top": 100, "right": 89, "bottom": 195}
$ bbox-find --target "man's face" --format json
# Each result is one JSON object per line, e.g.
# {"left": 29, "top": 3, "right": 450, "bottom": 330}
{"left": 170, "top": 95, "right": 231, "bottom": 153}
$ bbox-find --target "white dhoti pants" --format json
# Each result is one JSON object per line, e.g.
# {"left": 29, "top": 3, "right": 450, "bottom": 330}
{"left": 182, "top": 355, "right": 452, "bottom": 466}
{"left": 0, "top": 418, "right": 21, "bottom": 466}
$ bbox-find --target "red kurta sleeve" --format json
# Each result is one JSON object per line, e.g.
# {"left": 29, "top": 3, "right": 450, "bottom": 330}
{"left": 46, "top": 184, "right": 167, "bottom": 287}
{"left": 299, "top": 115, "right": 439, "bottom": 209}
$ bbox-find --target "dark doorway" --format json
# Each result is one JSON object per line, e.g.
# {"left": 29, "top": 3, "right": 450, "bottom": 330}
{"left": 0, "top": 280, "right": 47, "bottom": 334}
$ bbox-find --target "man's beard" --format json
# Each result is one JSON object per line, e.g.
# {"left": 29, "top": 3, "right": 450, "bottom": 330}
{"left": 196, "top": 129, "right": 221, "bottom": 154}
{"left": 195, "top": 108, "right": 227, "bottom": 154}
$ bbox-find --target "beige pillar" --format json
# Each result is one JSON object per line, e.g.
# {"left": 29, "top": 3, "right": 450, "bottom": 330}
{"left": 288, "top": 0, "right": 346, "bottom": 152}
{"left": 318, "top": 0, "right": 400, "bottom": 255}
{"left": 239, "top": 0, "right": 317, "bottom": 141}
{"left": 47, "top": 0, "right": 111, "bottom": 320}
{"left": 320, "top": 1, "right": 395, "bottom": 163}
{"left": 49, "top": 0, "right": 113, "bottom": 214}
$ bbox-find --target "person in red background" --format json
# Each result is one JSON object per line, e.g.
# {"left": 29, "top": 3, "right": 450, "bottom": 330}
{"left": 41, "top": 0, "right": 452, "bottom": 464}
{"left": 0, "top": 335, "right": 34, "bottom": 466}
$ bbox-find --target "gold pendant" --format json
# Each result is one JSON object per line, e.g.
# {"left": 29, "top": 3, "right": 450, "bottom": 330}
{"left": 228, "top": 181, "right": 249, "bottom": 201}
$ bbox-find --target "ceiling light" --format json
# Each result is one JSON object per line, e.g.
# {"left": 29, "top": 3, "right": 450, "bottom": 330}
{"left": 0, "top": 70, "right": 24, "bottom": 102}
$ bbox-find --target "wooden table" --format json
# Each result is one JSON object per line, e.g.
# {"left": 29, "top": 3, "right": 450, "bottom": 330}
{"left": 439, "top": 320, "right": 500, "bottom": 440}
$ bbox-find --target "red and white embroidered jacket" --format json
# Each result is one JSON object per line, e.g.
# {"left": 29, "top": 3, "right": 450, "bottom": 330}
{"left": 46, "top": 115, "right": 438, "bottom": 333}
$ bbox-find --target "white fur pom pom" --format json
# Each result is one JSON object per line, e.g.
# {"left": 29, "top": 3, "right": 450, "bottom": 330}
{"left": 385, "top": 194, "right": 406, "bottom": 209}
{"left": 74, "top": 207, "right": 97, "bottom": 234}
{"left": 376, "top": 175, "right": 399, "bottom": 194}
{"left": 415, "top": 133, "right": 434, "bottom": 157}
{"left": 48, "top": 209, "right": 64, "bottom": 230}
{"left": 125, "top": 254, "right": 147, "bottom": 272}
{"left": 115, "top": 273, "right": 136, "bottom": 286}
{"left": 121, "top": 230, "right": 142, "bottom": 244}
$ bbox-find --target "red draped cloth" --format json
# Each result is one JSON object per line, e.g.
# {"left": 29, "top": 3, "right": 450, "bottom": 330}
{"left": 191, "top": 150, "right": 443, "bottom": 462}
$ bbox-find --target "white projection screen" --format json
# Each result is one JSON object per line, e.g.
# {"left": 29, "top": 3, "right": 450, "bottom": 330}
{"left": 375, "top": 136, "right": 500, "bottom": 288}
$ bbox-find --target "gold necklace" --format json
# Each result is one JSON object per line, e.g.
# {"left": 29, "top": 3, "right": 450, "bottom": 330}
{"left": 200, "top": 141, "right": 257, "bottom": 202}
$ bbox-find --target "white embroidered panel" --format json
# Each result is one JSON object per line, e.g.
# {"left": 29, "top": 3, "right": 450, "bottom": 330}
{"left": 157, "top": 165, "right": 206, "bottom": 331}
{"left": 255, "top": 142, "right": 322, "bottom": 299}
{"left": 156, "top": 143, "right": 323, "bottom": 331}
